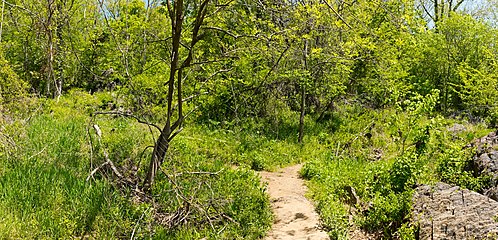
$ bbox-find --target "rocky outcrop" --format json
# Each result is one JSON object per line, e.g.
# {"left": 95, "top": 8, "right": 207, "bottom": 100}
{"left": 466, "top": 130, "right": 498, "bottom": 200}
{"left": 413, "top": 182, "right": 498, "bottom": 239}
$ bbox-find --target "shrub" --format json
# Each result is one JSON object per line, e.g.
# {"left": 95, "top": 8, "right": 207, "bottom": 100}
{"left": 0, "top": 50, "right": 26, "bottom": 104}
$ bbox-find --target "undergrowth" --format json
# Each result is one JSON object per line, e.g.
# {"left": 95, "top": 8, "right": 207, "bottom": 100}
{"left": 0, "top": 91, "right": 272, "bottom": 239}
{"left": 1, "top": 89, "right": 494, "bottom": 239}
{"left": 301, "top": 91, "right": 492, "bottom": 239}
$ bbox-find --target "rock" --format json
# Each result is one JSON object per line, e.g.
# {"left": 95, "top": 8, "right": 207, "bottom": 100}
{"left": 343, "top": 185, "right": 360, "bottom": 205}
{"left": 465, "top": 130, "right": 498, "bottom": 200}
{"left": 413, "top": 182, "right": 498, "bottom": 239}
{"left": 448, "top": 123, "right": 467, "bottom": 133}
{"left": 484, "top": 187, "right": 498, "bottom": 201}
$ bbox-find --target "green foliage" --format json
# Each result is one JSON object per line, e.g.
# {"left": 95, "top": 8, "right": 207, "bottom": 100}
{"left": 0, "top": 95, "right": 273, "bottom": 238}
{"left": 0, "top": 50, "right": 27, "bottom": 108}
{"left": 356, "top": 153, "right": 420, "bottom": 237}
{"left": 301, "top": 101, "right": 459, "bottom": 239}
{"left": 388, "top": 154, "right": 418, "bottom": 193}
{"left": 0, "top": 114, "right": 136, "bottom": 239}
{"left": 359, "top": 191, "right": 413, "bottom": 236}
{"left": 1, "top": 0, "right": 498, "bottom": 238}
{"left": 410, "top": 13, "right": 497, "bottom": 114}
{"left": 435, "top": 141, "right": 492, "bottom": 192}
{"left": 302, "top": 156, "right": 370, "bottom": 239}
{"left": 456, "top": 62, "right": 498, "bottom": 125}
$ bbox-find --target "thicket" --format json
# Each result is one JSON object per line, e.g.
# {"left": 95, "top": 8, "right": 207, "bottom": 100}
{"left": 1, "top": 0, "right": 498, "bottom": 239}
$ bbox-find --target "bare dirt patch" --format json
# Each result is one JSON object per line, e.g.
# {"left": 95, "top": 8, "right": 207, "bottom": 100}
{"left": 260, "top": 164, "right": 329, "bottom": 240}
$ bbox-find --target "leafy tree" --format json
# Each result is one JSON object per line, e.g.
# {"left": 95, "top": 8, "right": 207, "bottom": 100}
{"left": 410, "top": 13, "right": 497, "bottom": 113}
{"left": 144, "top": 0, "right": 235, "bottom": 190}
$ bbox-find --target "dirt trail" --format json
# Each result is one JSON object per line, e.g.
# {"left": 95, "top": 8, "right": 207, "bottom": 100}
{"left": 260, "top": 164, "right": 329, "bottom": 240}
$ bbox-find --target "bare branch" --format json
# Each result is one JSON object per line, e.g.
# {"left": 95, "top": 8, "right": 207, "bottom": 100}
{"left": 173, "top": 169, "right": 222, "bottom": 177}
{"left": 422, "top": 2, "right": 435, "bottom": 22}
{"left": 453, "top": 0, "right": 465, "bottom": 12}
{"left": 254, "top": 42, "right": 291, "bottom": 92}
{"left": 203, "top": 26, "right": 259, "bottom": 40}
{"left": 323, "top": 0, "right": 352, "bottom": 29}
{"left": 87, "top": 124, "right": 123, "bottom": 181}
{"left": 94, "top": 111, "right": 162, "bottom": 132}
{"left": 3, "top": 0, "right": 35, "bottom": 16}
{"left": 182, "top": 91, "right": 209, "bottom": 103}
{"left": 169, "top": 106, "right": 199, "bottom": 141}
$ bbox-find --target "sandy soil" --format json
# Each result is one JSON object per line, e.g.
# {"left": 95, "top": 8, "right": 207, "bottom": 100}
{"left": 260, "top": 164, "right": 329, "bottom": 240}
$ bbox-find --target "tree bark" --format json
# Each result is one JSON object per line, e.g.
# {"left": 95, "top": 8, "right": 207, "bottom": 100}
{"left": 298, "top": 39, "right": 308, "bottom": 144}
{"left": 143, "top": 0, "right": 184, "bottom": 190}
{"left": 143, "top": 0, "right": 210, "bottom": 191}
{"left": 298, "top": 84, "right": 305, "bottom": 143}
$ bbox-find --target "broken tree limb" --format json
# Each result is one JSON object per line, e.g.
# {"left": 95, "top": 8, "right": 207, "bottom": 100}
{"left": 87, "top": 124, "right": 123, "bottom": 181}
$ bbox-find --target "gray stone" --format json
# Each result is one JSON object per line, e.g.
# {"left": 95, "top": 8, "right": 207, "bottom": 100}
{"left": 448, "top": 123, "right": 467, "bottom": 133}
{"left": 413, "top": 183, "right": 498, "bottom": 240}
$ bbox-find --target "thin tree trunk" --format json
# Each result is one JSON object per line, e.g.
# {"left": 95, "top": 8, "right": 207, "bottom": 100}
{"left": 144, "top": 130, "right": 170, "bottom": 190}
{"left": 144, "top": 0, "right": 185, "bottom": 190}
{"left": 298, "top": 85, "right": 305, "bottom": 143}
{"left": 434, "top": 0, "right": 439, "bottom": 24}
{"left": 0, "top": 0, "right": 5, "bottom": 44}
{"left": 143, "top": 0, "right": 210, "bottom": 191}
{"left": 298, "top": 39, "right": 308, "bottom": 144}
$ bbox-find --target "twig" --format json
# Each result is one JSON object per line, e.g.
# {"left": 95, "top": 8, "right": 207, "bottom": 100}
{"left": 130, "top": 206, "right": 151, "bottom": 240}
{"left": 86, "top": 125, "right": 95, "bottom": 172}
{"left": 137, "top": 145, "right": 154, "bottom": 170}
{"left": 173, "top": 170, "right": 222, "bottom": 178}
{"left": 94, "top": 111, "right": 161, "bottom": 132}
{"left": 335, "top": 142, "right": 340, "bottom": 157}
{"left": 27, "top": 145, "right": 48, "bottom": 160}
{"left": 180, "top": 136, "right": 229, "bottom": 143}
{"left": 0, "top": 131, "right": 17, "bottom": 150}
{"left": 203, "top": 26, "right": 259, "bottom": 40}
{"left": 24, "top": 103, "right": 43, "bottom": 123}
{"left": 86, "top": 160, "right": 110, "bottom": 181}
{"left": 253, "top": 43, "right": 291, "bottom": 93}
{"left": 217, "top": 223, "right": 228, "bottom": 235}
{"left": 101, "top": 142, "right": 123, "bottom": 178}
{"left": 323, "top": 0, "right": 353, "bottom": 29}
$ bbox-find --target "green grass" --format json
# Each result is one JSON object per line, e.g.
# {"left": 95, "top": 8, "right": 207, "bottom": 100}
{"left": 0, "top": 110, "right": 153, "bottom": 238}
{"left": 1, "top": 89, "right": 494, "bottom": 239}
{"left": 0, "top": 91, "right": 273, "bottom": 239}
{"left": 299, "top": 101, "right": 493, "bottom": 239}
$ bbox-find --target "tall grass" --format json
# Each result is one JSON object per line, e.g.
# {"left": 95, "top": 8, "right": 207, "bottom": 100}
{"left": 0, "top": 91, "right": 273, "bottom": 239}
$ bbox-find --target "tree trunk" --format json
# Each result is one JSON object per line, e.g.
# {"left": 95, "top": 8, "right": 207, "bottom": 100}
{"left": 143, "top": 0, "right": 184, "bottom": 191}
{"left": 298, "top": 85, "right": 305, "bottom": 143}
{"left": 143, "top": 0, "right": 210, "bottom": 191}
{"left": 298, "top": 39, "right": 308, "bottom": 144}
{"left": 144, "top": 130, "right": 170, "bottom": 190}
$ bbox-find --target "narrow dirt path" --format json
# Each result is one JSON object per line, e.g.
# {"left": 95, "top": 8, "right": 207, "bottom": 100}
{"left": 260, "top": 164, "right": 329, "bottom": 240}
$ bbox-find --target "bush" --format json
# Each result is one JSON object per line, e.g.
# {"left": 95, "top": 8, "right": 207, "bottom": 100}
{"left": 436, "top": 143, "right": 492, "bottom": 192}
{"left": 0, "top": 51, "right": 26, "bottom": 104}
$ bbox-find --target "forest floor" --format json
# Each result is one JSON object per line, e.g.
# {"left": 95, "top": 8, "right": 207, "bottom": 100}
{"left": 260, "top": 164, "right": 329, "bottom": 240}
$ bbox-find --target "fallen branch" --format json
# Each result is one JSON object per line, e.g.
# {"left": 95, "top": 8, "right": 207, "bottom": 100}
{"left": 173, "top": 170, "right": 222, "bottom": 178}
{"left": 0, "top": 131, "right": 17, "bottom": 151}
{"left": 86, "top": 124, "right": 123, "bottom": 181}
{"left": 27, "top": 145, "right": 49, "bottom": 160}
{"left": 130, "top": 206, "right": 151, "bottom": 240}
